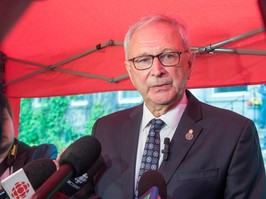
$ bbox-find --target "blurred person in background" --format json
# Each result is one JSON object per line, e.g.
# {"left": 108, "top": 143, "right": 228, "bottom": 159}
{"left": 0, "top": 93, "right": 57, "bottom": 180}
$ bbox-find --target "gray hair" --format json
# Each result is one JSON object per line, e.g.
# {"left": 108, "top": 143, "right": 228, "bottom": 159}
{"left": 124, "top": 15, "right": 191, "bottom": 60}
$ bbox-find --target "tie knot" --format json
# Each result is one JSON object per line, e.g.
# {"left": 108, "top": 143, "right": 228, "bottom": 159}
{"left": 150, "top": 119, "right": 165, "bottom": 130}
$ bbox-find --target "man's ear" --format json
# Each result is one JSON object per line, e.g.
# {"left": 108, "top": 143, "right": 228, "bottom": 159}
{"left": 124, "top": 61, "right": 130, "bottom": 72}
{"left": 124, "top": 61, "right": 133, "bottom": 82}
{"left": 187, "top": 52, "right": 195, "bottom": 80}
{"left": 188, "top": 52, "right": 195, "bottom": 66}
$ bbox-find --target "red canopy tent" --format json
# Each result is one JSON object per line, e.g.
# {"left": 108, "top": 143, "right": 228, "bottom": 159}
{"left": 0, "top": 0, "right": 266, "bottom": 134}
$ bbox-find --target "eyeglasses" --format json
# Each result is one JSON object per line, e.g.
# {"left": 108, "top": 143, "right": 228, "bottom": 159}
{"left": 128, "top": 51, "right": 187, "bottom": 70}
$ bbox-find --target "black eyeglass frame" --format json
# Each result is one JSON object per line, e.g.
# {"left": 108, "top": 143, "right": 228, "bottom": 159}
{"left": 128, "top": 51, "right": 188, "bottom": 70}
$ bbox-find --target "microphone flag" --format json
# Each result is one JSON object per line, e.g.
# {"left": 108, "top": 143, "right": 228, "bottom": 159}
{"left": 139, "top": 186, "right": 159, "bottom": 199}
{"left": 1, "top": 168, "right": 35, "bottom": 199}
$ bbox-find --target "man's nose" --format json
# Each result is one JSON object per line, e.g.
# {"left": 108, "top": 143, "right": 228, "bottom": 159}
{"left": 150, "top": 57, "right": 165, "bottom": 75}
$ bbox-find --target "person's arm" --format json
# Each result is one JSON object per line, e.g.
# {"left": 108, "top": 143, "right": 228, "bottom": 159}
{"left": 225, "top": 120, "right": 266, "bottom": 198}
{"left": 29, "top": 144, "right": 58, "bottom": 160}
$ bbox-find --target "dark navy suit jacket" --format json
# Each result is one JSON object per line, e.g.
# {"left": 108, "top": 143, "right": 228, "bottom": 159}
{"left": 91, "top": 90, "right": 266, "bottom": 199}
{"left": 12, "top": 139, "right": 58, "bottom": 173}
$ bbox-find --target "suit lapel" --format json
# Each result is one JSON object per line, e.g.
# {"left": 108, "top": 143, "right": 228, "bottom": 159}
{"left": 159, "top": 119, "right": 202, "bottom": 183}
{"left": 121, "top": 105, "right": 143, "bottom": 198}
{"left": 159, "top": 91, "right": 203, "bottom": 183}
{"left": 12, "top": 151, "right": 27, "bottom": 172}
{"left": 119, "top": 91, "right": 203, "bottom": 194}
{"left": 11, "top": 139, "right": 29, "bottom": 173}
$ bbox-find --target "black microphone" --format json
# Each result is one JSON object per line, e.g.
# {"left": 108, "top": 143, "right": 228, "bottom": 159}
{"left": 161, "top": 137, "right": 170, "bottom": 161}
{"left": 258, "top": 0, "right": 266, "bottom": 28}
{"left": 0, "top": 158, "right": 57, "bottom": 199}
{"left": 31, "top": 135, "right": 101, "bottom": 199}
{"left": 0, "top": 0, "right": 33, "bottom": 42}
{"left": 58, "top": 156, "right": 104, "bottom": 197}
{"left": 138, "top": 170, "right": 167, "bottom": 199}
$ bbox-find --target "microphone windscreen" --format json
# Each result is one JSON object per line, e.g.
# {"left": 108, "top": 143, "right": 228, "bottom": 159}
{"left": 23, "top": 158, "right": 57, "bottom": 190}
{"left": 0, "top": 0, "right": 32, "bottom": 42}
{"left": 138, "top": 170, "right": 167, "bottom": 199}
{"left": 59, "top": 136, "right": 101, "bottom": 176}
{"left": 258, "top": 0, "right": 266, "bottom": 28}
{"left": 59, "top": 157, "right": 104, "bottom": 197}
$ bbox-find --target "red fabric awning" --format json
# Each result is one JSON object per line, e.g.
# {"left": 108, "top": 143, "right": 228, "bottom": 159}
{"left": 0, "top": 0, "right": 266, "bottom": 136}
{"left": 0, "top": 0, "right": 265, "bottom": 99}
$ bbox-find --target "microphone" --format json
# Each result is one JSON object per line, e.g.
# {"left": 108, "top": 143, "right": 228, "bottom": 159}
{"left": 161, "top": 137, "right": 170, "bottom": 161}
{"left": 31, "top": 135, "right": 101, "bottom": 199}
{"left": 58, "top": 156, "right": 104, "bottom": 197}
{"left": 258, "top": 0, "right": 266, "bottom": 28}
{"left": 139, "top": 186, "right": 160, "bottom": 199}
{"left": 0, "top": 158, "right": 57, "bottom": 199}
{"left": 0, "top": 0, "right": 33, "bottom": 42}
{"left": 138, "top": 170, "right": 167, "bottom": 199}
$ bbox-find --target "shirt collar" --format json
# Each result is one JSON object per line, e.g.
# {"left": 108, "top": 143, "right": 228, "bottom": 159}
{"left": 141, "top": 93, "right": 188, "bottom": 130}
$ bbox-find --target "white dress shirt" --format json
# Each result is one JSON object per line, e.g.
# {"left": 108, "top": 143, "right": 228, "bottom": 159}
{"left": 134, "top": 93, "right": 188, "bottom": 188}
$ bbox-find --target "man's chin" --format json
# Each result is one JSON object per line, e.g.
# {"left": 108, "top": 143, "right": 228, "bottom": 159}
{"left": 152, "top": 98, "right": 172, "bottom": 106}
{"left": 151, "top": 92, "right": 174, "bottom": 103}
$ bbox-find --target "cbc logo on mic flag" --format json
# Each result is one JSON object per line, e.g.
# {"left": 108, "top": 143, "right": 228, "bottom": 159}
{"left": 1, "top": 169, "right": 35, "bottom": 199}
{"left": 11, "top": 182, "right": 30, "bottom": 199}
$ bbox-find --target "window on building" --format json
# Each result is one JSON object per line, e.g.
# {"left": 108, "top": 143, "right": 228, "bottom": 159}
{"left": 70, "top": 95, "right": 88, "bottom": 106}
{"left": 18, "top": 86, "right": 266, "bottom": 169}
{"left": 214, "top": 86, "right": 248, "bottom": 93}
{"left": 117, "top": 91, "right": 142, "bottom": 104}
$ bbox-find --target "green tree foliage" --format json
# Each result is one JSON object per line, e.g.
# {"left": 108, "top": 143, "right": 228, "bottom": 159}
{"left": 18, "top": 94, "right": 112, "bottom": 153}
{"left": 87, "top": 100, "right": 111, "bottom": 132}
{"left": 19, "top": 96, "right": 76, "bottom": 152}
